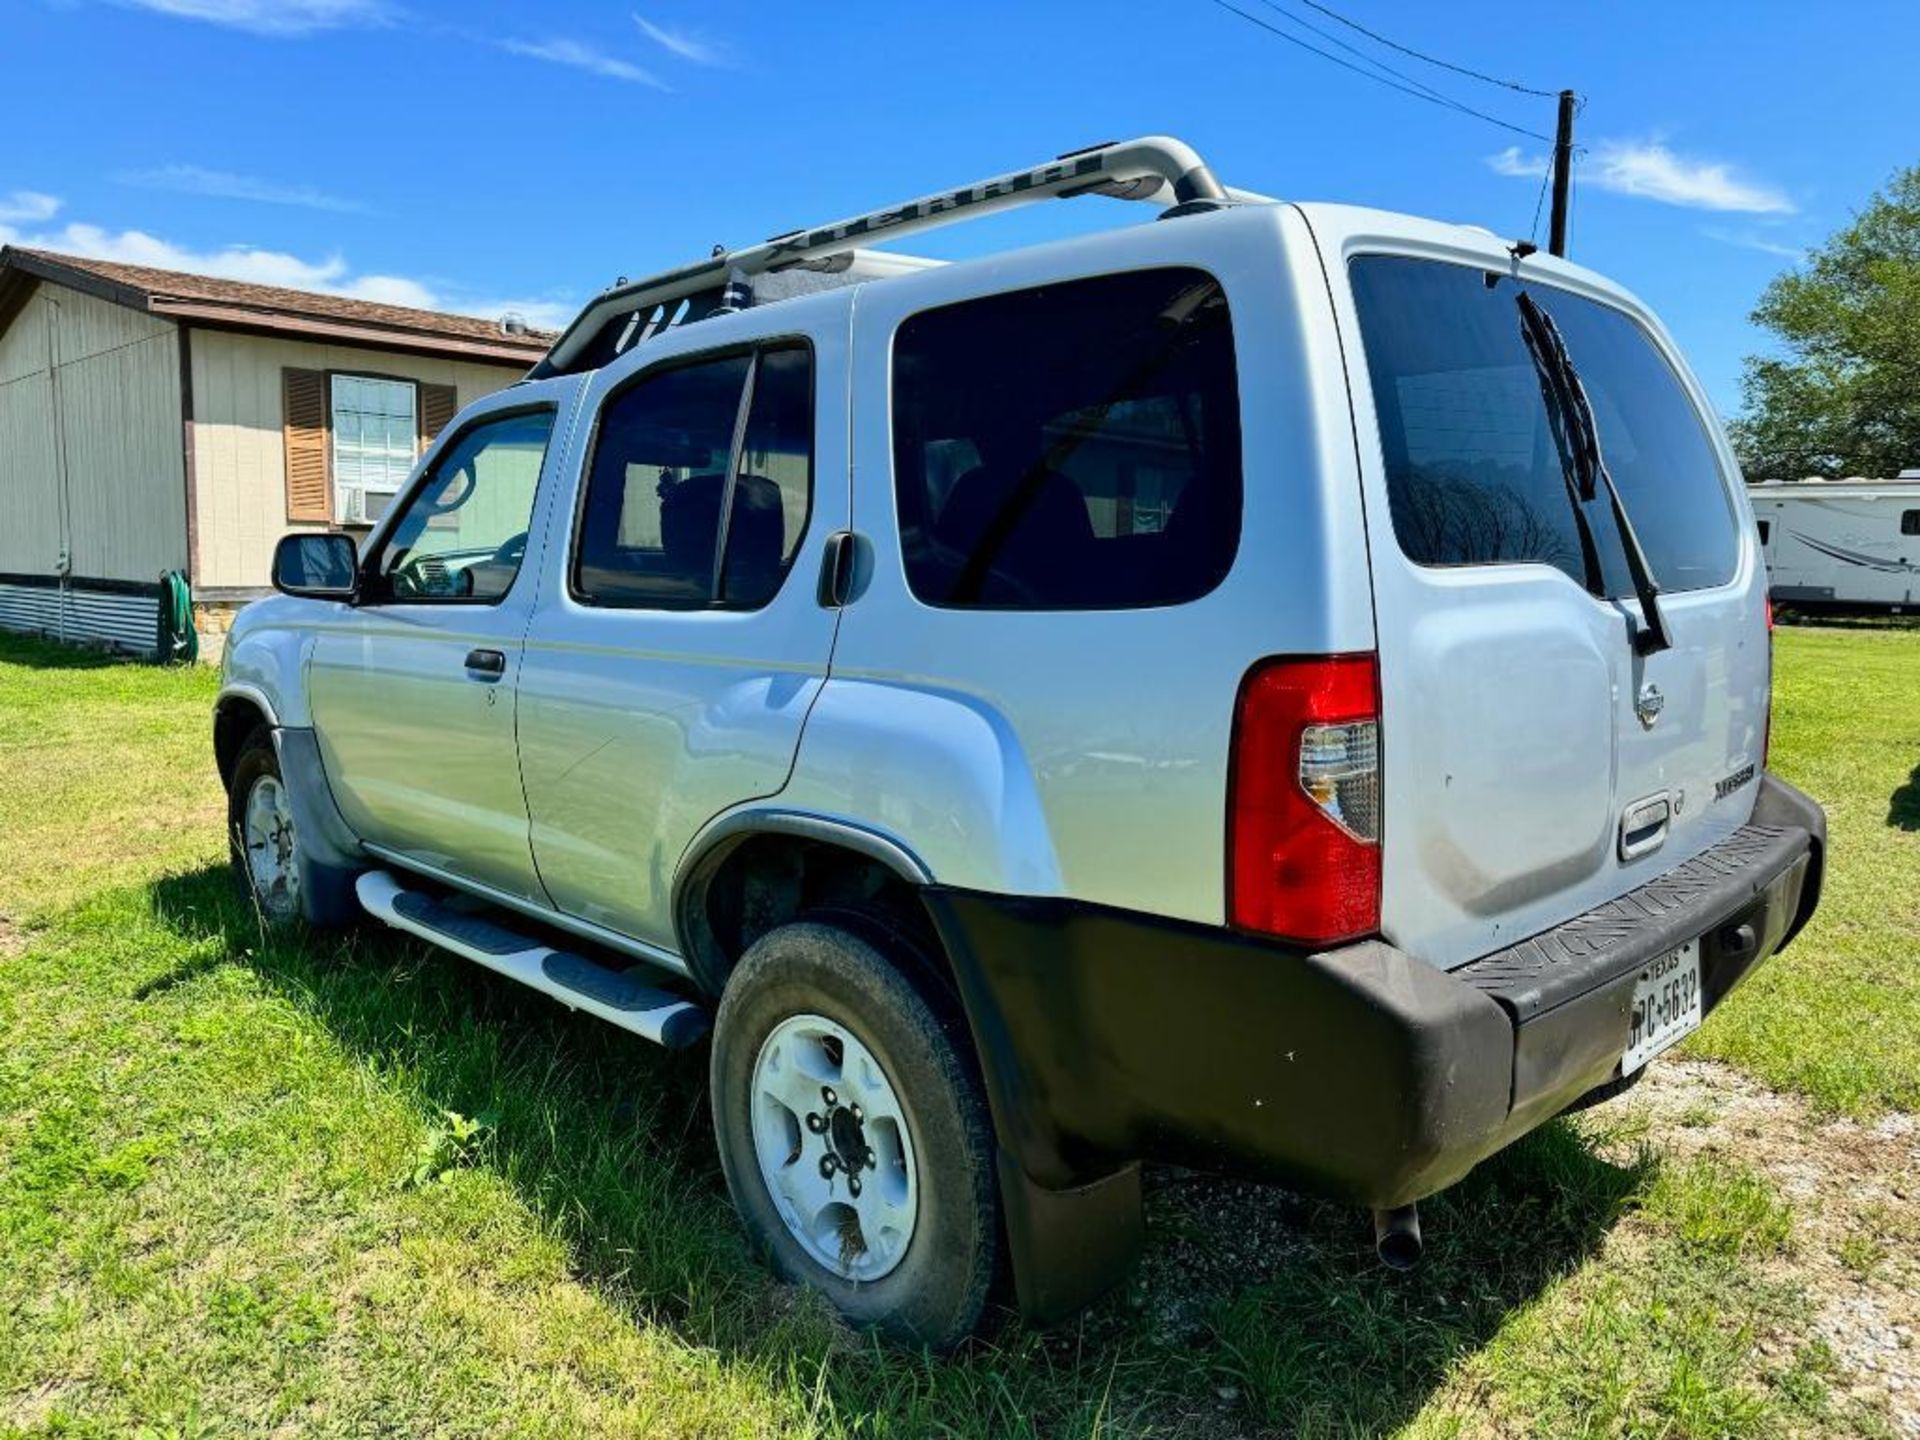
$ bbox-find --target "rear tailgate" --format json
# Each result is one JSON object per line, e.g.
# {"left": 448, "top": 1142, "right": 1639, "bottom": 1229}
{"left": 1318, "top": 223, "right": 1767, "bottom": 970}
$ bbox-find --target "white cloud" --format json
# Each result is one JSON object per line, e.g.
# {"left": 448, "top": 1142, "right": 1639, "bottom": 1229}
{"left": 110, "top": 0, "right": 390, "bottom": 36}
{"left": 500, "top": 37, "right": 666, "bottom": 88}
{"left": 1, "top": 208, "right": 570, "bottom": 330}
{"left": 633, "top": 14, "right": 726, "bottom": 65}
{"left": 116, "top": 164, "right": 365, "bottom": 214}
{"left": 0, "top": 190, "right": 62, "bottom": 224}
{"left": 1487, "top": 146, "right": 1547, "bottom": 180}
{"left": 1701, "top": 227, "right": 1805, "bottom": 261}
{"left": 1486, "top": 138, "right": 1793, "bottom": 214}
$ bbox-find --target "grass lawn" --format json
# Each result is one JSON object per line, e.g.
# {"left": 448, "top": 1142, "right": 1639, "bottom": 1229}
{"left": 0, "top": 625, "right": 1915, "bottom": 1437}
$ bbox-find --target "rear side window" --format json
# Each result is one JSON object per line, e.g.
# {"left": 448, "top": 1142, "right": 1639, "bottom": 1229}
{"left": 1349, "top": 256, "right": 1738, "bottom": 595}
{"left": 892, "top": 267, "right": 1241, "bottom": 610}
{"left": 1903, "top": 510, "right": 1920, "bottom": 537}
{"left": 574, "top": 343, "right": 813, "bottom": 609}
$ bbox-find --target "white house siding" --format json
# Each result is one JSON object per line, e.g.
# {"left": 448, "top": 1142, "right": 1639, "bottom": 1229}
{"left": 0, "top": 285, "right": 185, "bottom": 584}
{"left": 188, "top": 329, "right": 528, "bottom": 592}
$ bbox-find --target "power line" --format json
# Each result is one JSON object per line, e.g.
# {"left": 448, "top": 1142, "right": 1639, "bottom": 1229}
{"left": 1286, "top": 0, "right": 1557, "bottom": 97}
{"left": 1248, "top": 0, "right": 1480, "bottom": 113}
{"left": 1209, "top": 0, "right": 1555, "bottom": 143}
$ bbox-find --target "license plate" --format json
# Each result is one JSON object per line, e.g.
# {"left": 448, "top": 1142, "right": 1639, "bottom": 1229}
{"left": 1622, "top": 939, "right": 1702, "bottom": 1074}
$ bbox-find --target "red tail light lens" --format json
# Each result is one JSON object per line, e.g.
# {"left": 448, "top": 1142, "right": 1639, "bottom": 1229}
{"left": 1228, "top": 653, "right": 1382, "bottom": 946}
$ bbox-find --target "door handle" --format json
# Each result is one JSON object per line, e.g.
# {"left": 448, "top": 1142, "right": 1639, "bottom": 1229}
{"left": 818, "top": 530, "right": 858, "bottom": 608}
{"left": 464, "top": 647, "right": 507, "bottom": 680}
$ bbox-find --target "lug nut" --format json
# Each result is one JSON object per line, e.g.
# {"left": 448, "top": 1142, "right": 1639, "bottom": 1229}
{"left": 848, "top": 1174, "right": 862, "bottom": 1198}
{"left": 818, "top": 1154, "right": 837, "bottom": 1179}
{"left": 821, "top": 1087, "right": 837, "bottom": 1107}
{"left": 849, "top": 1104, "right": 863, "bottom": 1122}
{"left": 805, "top": 1112, "right": 826, "bottom": 1133}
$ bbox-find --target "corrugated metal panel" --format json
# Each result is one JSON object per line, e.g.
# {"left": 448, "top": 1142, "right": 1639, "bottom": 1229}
{"left": 0, "top": 581, "right": 158, "bottom": 657}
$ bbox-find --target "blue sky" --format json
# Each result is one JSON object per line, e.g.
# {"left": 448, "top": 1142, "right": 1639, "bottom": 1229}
{"left": 5, "top": 0, "right": 1913, "bottom": 417}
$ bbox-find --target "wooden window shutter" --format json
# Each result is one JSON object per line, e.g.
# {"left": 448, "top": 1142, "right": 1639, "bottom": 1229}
{"left": 282, "top": 367, "right": 331, "bottom": 523}
{"left": 418, "top": 382, "right": 459, "bottom": 451}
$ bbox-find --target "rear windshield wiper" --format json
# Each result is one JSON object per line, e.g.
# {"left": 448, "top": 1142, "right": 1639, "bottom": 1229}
{"left": 1516, "top": 292, "right": 1673, "bottom": 655}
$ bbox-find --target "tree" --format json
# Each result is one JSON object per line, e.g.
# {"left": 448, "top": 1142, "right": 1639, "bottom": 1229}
{"left": 1731, "top": 164, "right": 1920, "bottom": 480}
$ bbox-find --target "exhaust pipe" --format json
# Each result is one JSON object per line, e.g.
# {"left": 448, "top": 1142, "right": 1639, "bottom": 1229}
{"left": 1372, "top": 1204, "right": 1423, "bottom": 1270}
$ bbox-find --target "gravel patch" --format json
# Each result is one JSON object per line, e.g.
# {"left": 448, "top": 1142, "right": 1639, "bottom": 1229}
{"left": 1614, "top": 1058, "right": 1920, "bottom": 1434}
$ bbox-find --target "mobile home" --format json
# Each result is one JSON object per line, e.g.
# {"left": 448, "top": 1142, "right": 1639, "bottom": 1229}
{"left": 1751, "top": 475, "right": 1920, "bottom": 614}
{"left": 0, "top": 248, "right": 549, "bottom": 658}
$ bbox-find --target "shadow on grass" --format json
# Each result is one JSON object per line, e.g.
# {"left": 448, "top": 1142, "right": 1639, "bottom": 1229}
{"left": 1891, "top": 765, "right": 1920, "bottom": 832}
{"left": 145, "top": 864, "right": 1651, "bottom": 1437}
{"left": 0, "top": 631, "right": 147, "bottom": 670}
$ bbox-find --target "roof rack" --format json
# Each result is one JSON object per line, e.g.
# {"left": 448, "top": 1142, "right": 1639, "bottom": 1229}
{"left": 530, "top": 135, "right": 1233, "bottom": 378}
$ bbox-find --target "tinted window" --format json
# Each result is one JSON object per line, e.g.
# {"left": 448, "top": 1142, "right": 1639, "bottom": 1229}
{"left": 724, "top": 346, "right": 814, "bottom": 607}
{"left": 1902, "top": 509, "right": 1920, "bottom": 537}
{"left": 892, "top": 268, "right": 1241, "bottom": 609}
{"left": 1350, "top": 256, "right": 1738, "bottom": 595}
{"left": 575, "top": 344, "right": 813, "bottom": 608}
{"left": 375, "top": 408, "right": 554, "bottom": 603}
{"left": 1757, "top": 519, "right": 1772, "bottom": 545}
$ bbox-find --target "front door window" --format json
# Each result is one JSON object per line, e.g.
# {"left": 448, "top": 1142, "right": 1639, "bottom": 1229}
{"left": 374, "top": 408, "right": 556, "bottom": 603}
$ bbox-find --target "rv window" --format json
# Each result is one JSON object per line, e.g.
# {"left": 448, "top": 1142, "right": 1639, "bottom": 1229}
{"left": 891, "top": 267, "right": 1242, "bottom": 610}
{"left": 1757, "top": 520, "right": 1771, "bottom": 545}
{"left": 1902, "top": 510, "right": 1920, "bottom": 536}
{"left": 1349, "top": 256, "right": 1739, "bottom": 596}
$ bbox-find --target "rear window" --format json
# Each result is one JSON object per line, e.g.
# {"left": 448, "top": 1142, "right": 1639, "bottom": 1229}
{"left": 1349, "top": 255, "right": 1738, "bottom": 595}
{"left": 891, "top": 267, "right": 1241, "bottom": 610}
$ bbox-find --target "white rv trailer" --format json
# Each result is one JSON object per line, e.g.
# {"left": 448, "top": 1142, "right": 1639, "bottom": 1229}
{"left": 1750, "top": 473, "right": 1920, "bottom": 614}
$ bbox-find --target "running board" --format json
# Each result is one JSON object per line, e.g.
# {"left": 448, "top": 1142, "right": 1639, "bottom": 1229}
{"left": 355, "top": 870, "right": 710, "bottom": 1049}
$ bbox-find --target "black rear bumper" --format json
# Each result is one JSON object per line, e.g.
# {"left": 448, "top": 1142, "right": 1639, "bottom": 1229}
{"left": 927, "top": 773, "right": 1824, "bottom": 1321}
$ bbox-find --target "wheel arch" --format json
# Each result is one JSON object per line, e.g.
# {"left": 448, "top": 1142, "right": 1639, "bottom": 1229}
{"left": 673, "top": 810, "right": 941, "bottom": 998}
{"left": 213, "top": 687, "right": 277, "bottom": 789}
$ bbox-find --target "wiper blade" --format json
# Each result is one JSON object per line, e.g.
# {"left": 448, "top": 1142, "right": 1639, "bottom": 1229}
{"left": 1518, "top": 308, "right": 1607, "bottom": 595}
{"left": 1516, "top": 293, "right": 1673, "bottom": 655}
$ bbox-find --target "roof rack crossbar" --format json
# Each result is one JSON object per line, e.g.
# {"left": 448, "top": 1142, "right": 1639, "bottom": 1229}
{"left": 532, "top": 135, "right": 1230, "bottom": 377}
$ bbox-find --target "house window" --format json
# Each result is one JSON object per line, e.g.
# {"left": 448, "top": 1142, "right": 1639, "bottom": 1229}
{"left": 331, "top": 375, "right": 418, "bottom": 524}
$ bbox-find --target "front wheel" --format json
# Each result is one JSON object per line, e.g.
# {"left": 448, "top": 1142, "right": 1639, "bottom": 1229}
{"left": 710, "top": 918, "right": 999, "bottom": 1349}
{"left": 227, "top": 729, "right": 304, "bottom": 926}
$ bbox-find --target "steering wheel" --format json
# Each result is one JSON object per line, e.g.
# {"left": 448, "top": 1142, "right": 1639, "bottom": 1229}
{"left": 390, "top": 561, "right": 430, "bottom": 600}
{"left": 491, "top": 531, "right": 528, "bottom": 567}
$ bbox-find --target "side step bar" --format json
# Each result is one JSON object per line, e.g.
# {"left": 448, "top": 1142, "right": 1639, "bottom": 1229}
{"left": 355, "top": 870, "right": 711, "bottom": 1049}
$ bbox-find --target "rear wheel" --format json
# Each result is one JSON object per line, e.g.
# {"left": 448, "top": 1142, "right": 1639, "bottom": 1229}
{"left": 711, "top": 918, "right": 998, "bottom": 1348}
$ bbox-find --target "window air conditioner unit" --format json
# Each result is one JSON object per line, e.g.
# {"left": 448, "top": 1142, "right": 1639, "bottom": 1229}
{"left": 339, "top": 486, "right": 398, "bottom": 527}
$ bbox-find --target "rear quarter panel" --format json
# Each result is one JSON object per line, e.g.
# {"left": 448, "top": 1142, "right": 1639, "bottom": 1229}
{"left": 804, "top": 203, "right": 1375, "bottom": 919}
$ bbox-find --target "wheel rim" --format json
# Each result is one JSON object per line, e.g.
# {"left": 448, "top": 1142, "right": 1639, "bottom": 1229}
{"left": 749, "top": 1013, "right": 919, "bottom": 1282}
{"left": 242, "top": 774, "right": 300, "bottom": 920}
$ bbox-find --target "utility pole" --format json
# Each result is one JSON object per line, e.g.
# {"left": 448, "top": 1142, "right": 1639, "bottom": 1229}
{"left": 1548, "top": 89, "right": 1576, "bottom": 257}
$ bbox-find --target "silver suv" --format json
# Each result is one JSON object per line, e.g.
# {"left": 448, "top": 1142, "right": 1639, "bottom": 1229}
{"left": 216, "top": 137, "right": 1826, "bottom": 1347}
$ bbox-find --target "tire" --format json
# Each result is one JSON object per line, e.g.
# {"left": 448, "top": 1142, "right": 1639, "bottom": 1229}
{"left": 711, "top": 918, "right": 999, "bottom": 1349}
{"left": 226, "top": 728, "right": 308, "bottom": 928}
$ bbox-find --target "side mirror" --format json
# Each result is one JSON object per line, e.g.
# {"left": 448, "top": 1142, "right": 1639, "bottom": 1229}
{"left": 271, "top": 532, "right": 360, "bottom": 600}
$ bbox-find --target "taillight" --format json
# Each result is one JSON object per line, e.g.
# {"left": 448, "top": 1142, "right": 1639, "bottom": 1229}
{"left": 1228, "top": 654, "right": 1381, "bottom": 946}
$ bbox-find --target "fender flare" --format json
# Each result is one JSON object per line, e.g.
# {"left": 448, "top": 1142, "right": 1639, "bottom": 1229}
{"left": 672, "top": 807, "right": 934, "bottom": 990}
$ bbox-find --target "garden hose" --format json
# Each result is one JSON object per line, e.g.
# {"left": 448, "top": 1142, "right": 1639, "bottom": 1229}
{"left": 156, "top": 569, "right": 198, "bottom": 664}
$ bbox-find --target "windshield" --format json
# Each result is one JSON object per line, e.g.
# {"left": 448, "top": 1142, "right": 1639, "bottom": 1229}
{"left": 1348, "top": 255, "right": 1739, "bottom": 596}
